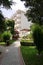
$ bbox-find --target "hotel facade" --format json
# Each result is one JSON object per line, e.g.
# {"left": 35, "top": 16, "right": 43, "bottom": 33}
{"left": 11, "top": 10, "right": 32, "bottom": 36}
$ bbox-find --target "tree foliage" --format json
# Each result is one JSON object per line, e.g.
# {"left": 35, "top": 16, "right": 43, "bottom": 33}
{"left": 0, "top": 11, "right": 6, "bottom": 33}
{"left": 21, "top": 0, "right": 43, "bottom": 54}
{"left": 32, "top": 24, "right": 43, "bottom": 54}
{"left": 0, "top": 0, "right": 12, "bottom": 8}
{"left": 6, "top": 20, "right": 15, "bottom": 35}
{"left": 21, "top": 0, "right": 43, "bottom": 25}
{"left": 0, "top": 0, "right": 12, "bottom": 32}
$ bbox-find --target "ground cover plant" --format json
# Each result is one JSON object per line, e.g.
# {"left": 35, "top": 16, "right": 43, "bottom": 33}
{"left": 20, "top": 34, "right": 34, "bottom": 46}
{"left": 21, "top": 46, "right": 43, "bottom": 65}
{"left": 0, "top": 42, "right": 5, "bottom": 46}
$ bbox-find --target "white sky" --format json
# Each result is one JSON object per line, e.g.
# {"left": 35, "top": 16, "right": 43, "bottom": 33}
{"left": 0, "top": 0, "right": 26, "bottom": 18}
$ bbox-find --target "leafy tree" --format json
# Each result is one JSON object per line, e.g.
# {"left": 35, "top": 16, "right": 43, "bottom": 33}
{"left": 0, "top": 11, "right": 6, "bottom": 33}
{"left": 0, "top": 0, "right": 13, "bottom": 42}
{"left": 21, "top": 0, "right": 43, "bottom": 25}
{"left": 6, "top": 20, "right": 15, "bottom": 35}
{"left": 0, "top": 0, "right": 12, "bottom": 33}
{"left": 32, "top": 24, "right": 43, "bottom": 54}
{"left": 0, "top": 0, "right": 12, "bottom": 8}
{"left": 21, "top": 0, "right": 43, "bottom": 54}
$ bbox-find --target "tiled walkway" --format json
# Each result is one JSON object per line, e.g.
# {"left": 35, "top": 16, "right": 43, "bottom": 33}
{"left": 0, "top": 41, "right": 24, "bottom": 65}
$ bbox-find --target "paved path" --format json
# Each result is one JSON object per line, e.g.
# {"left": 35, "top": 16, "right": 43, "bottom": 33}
{"left": 0, "top": 40, "right": 24, "bottom": 65}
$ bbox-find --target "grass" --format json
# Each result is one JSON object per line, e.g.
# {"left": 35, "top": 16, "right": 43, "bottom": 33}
{"left": 0, "top": 40, "right": 15, "bottom": 46}
{"left": 21, "top": 46, "right": 43, "bottom": 65}
{"left": 0, "top": 42, "right": 5, "bottom": 45}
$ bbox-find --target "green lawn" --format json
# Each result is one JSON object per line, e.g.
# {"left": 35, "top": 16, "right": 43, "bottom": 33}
{"left": 21, "top": 46, "right": 43, "bottom": 65}
{"left": 0, "top": 42, "right": 5, "bottom": 45}
{"left": 0, "top": 40, "right": 15, "bottom": 46}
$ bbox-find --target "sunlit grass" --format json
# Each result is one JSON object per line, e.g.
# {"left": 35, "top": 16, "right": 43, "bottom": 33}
{"left": 0, "top": 42, "right": 5, "bottom": 45}
{"left": 21, "top": 46, "right": 43, "bottom": 65}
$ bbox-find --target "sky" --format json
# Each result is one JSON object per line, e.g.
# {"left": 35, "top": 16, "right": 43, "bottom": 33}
{"left": 0, "top": 0, "right": 26, "bottom": 18}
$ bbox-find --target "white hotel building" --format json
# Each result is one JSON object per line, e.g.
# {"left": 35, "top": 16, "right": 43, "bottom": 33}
{"left": 11, "top": 10, "right": 32, "bottom": 36}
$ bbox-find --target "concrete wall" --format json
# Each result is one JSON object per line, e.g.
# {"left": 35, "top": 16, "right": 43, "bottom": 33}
{"left": 11, "top": 10, "right": 32, "bottom": 31}
{"left": 21, "top": 12, "right": 31, "bottom": 30}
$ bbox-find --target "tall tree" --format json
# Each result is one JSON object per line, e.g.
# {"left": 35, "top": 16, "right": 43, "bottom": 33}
{"left": 0, "top": 11, "right": 6, "bottom": 32}
{"left": 0, "top": 0, "right": 12, "bottom": 32}
{"left": 0, "top": 0, "right": 12, "bottom": 8}
{"left": 21, "top": 0, "right": 43, "bottom": 25}
{"left": 6, "top": 20, "right": 15, "bottom": 35}
{"left": 21, "top": 0, "right": 43, "bottom": 54}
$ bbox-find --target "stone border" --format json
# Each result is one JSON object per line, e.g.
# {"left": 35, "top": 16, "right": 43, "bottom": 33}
{"left": 18, "top": 47, "right": 25, "bottom": 65}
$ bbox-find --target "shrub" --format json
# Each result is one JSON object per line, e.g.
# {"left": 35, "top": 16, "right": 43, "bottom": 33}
{"left": 6, "top": 20, "right": 15, "bottom": 35}
{"left": 20, "top": 42, "right": 34, "bottom": 46}
{"left": 33, "top": 24, "right": 43, "bottom": 54}
{"left": 22, "top": 33, "right": 33, "bottom": 40}
{"left": 2, "top": 31, "right": 11, "bottom": 45}
{"left": 20, "top": 38, "right": 34, "bottom": 46}
{"left": 0, "top": 33, "right": 3, "bottom": 42}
